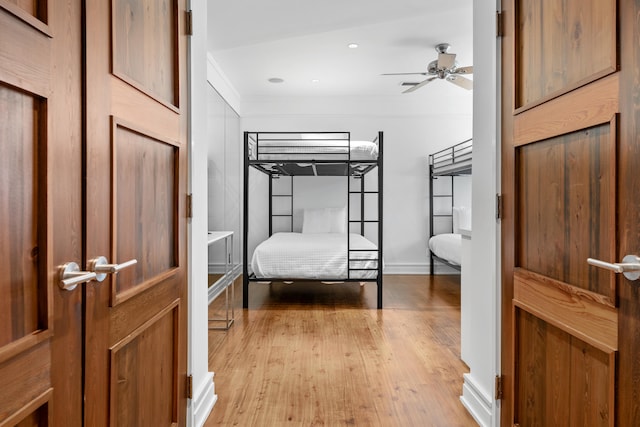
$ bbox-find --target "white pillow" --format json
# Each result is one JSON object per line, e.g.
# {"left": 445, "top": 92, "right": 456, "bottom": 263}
{"left": 302, "top": 207, "right": 346, "bottom": 233}
{"left": 452, "top": 206, "right": 471, "bottom": 233}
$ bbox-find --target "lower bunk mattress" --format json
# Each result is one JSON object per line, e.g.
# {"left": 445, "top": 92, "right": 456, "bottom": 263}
{"left": 428, "top": 233, "right": 462, "bottom": 266}
{"left": 251, "top": 232, "right": 380, "bottom": 280}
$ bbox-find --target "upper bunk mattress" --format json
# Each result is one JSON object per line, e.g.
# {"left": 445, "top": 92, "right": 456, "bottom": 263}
{"left": 428, "top": 233, "right": 462, "bottom": 265}
{"left": 251, "top": 232, "right": 379, "bottom": 279}
{"left": 249, "top": 138, "right": 379, "bottom": 161}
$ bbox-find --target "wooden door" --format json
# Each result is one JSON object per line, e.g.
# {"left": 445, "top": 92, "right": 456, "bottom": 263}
{"left": 0, "top": 1, "right": 83, "bottom": 426}
{"left": 502, "top": 0, "right": 640, "bottom": 425}
{"left": 84, "top": 1, "right": 189, "bottom": 426}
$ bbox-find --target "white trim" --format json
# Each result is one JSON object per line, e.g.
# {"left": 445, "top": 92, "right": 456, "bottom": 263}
{"left": 460, "top": 373, "right": 493, "bottom": 427}
{"left": 383, "top": 263, "right": 429, "bottom": 275}
{"left": 192, "top": 372, "right": 217, "bottom": 427}
{"left": 240, "top": 94, "right": 473, "bottom": 118}
{"left": 206, "top": 53, "right": 242, "bottom": 115}
{"left": 380, "top": 262, "right": 462, "bottom": 275}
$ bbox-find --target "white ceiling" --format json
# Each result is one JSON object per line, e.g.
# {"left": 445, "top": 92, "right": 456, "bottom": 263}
{"left": 207, "top": 0, "right": 474, "bottom": 98}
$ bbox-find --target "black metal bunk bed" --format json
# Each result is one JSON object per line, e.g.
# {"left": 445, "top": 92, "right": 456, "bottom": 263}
{"left": 428, "top": 138, "right": 472, "bottom": 274}
{"left": 243, "top": 131, "right": 384, "bottom": 309}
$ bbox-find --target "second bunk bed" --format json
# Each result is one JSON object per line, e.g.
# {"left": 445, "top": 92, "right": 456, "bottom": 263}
{"left": 428, "top": 138, "right": 472, "bottom": 274}
{"left": 243, "top": 131, "right": 384, "bottom": 308}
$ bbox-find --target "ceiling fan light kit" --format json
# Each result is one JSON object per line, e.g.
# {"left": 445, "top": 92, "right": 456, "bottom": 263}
{"left": 382, "top": 43, "right": 473, "bottom": 93}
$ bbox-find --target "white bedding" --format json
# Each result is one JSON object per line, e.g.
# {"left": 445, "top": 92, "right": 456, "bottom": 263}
{"left": 251, "top": 232, "right": 379, "bottom": 279}
{"left": 428, "top": 233, "right": 462, "bottom": 265}
{"left": 250, "top": 139, "right": 378, "bottom": 161}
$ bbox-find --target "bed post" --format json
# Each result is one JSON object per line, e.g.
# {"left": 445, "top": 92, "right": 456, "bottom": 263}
{"left": 268, "top": 176, "right": 273, "bottom": 237}
{"left": 429, "top": 160, "right": 434, "bottom": 275}
{"left": 377, "top": 131, "right": 383, "bottom": 309}
{"left": 360, "top": 174, "right": 365, "bottom": 236}
{"left": 243, "top": 131, "right": 250, "bottom": 308}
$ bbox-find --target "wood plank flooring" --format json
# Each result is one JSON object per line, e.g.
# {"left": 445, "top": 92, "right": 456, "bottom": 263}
{"left": 204, "top": 275, "right": 477, "bottom": 426}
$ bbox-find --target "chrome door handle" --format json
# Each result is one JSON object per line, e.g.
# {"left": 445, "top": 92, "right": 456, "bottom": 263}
{"left": 587, "top": 255, "right": 640, "bottom": 280}
{"left": 88, "top": 256, "right": 137, "bottom": 282}
{"left": 59, "top": 262, "right": 97, "bottom": 291}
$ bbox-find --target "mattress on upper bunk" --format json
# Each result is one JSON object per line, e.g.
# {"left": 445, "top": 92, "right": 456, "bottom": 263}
{"left": 428, "top": 233, "right": 462, "bottom": 265}
{"left": 251, "top": 232, "right": 379, "bottom": 279}
{"left": 249, "top": 136, "right": 378, "bottom": 161}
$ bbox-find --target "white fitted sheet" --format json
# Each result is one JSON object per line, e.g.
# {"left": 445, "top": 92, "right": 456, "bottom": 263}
{"left": 251, "top": 232, "right": 379, "bottom": 279}
{"left": 428, "top": 233, "right": 462, "bottom": 266}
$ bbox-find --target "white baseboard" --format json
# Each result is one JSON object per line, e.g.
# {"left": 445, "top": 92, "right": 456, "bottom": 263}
{"left": 382, "top": 263, "right": 460, "bottom": 275}
{"left": 383, "top": 263, "right": 429, "bottom": 275}
{"left": 460, "top": 373, "right": 493, "bottom": 427}
{"left": 193, "top": 372, "right": 217, "bottom": 427}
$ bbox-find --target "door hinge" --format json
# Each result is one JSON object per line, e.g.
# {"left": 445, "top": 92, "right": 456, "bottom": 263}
{"left": 186, "top": 193, "right": 193, "bottom": 218}
{"left": 496, "top": 193, "right": 503, "bottom": 220}
{"left": 186, "top": 374, "right": 193, "bottom": 399}
{"left": 185, "top": 10, "right": 193, "bottom": 36}
{"left": 495, "top": 375, "right": 504, "bottom": 400}
{"left": 496, "top": 11, "right": 504, "bottom": 37}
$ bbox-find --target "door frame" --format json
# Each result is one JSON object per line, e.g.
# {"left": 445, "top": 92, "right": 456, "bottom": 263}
{"left": 186, "top": 0, "right": 218, "bottom": 425}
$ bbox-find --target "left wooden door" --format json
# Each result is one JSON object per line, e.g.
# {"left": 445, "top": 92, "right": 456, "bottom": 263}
{"left": 0, "top": 1, "right": 83, "bottom": 426}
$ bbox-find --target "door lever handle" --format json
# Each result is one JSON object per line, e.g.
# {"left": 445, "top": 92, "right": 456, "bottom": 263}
{"left": 587, "top": 255, "right": 640, "bottom": 280}
{"left": 59, "top": 262, "right": 97, "bottom": 290}
{"left": 88, "top": 256, "right": 138, "bottom": 282}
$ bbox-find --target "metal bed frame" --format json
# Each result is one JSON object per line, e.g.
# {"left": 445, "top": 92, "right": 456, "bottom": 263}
{"left": 243, "top": 131, "right": 384, "bottom": 309}
{"left": 428, "top": 138, "right": 472, "bottom": 274}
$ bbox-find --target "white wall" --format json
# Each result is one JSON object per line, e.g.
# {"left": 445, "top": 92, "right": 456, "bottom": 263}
{"left": 460, "top": 1, "right": 500, "bottom": 427}
{"left": 242, "top": 109, "right": 472, "bottom": 274}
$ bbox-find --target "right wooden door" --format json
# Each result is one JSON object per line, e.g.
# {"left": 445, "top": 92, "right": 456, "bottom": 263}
{"left": 502, "top": 0, "right": 640, "bottom": 425}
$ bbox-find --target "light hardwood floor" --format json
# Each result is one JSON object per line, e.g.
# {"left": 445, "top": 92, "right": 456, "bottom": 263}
{"left": 205, "top": 275, "right": 477, "bottom": 426}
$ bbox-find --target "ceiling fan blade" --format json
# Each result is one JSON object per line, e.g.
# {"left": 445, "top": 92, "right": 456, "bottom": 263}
{"left": 402, "top": 77, "right": 437, "bottom": 93}
{"left": 381, "top": 72, "right": 428, "bottom": 76}
{"left": 454, "top": 65, "right": 473, "bottom": 74}
{"left": 446, "top": 75, "right": 473, "bottom": 90}
{"left": 438, "top": 52, "right": 456, "bottom": 69}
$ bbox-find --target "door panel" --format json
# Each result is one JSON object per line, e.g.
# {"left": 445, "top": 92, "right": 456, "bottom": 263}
{"left": 112, "top": 0, "right": 179, "bottom": 108}
{"left": 112, "top": 120, "right": 178, "bottom": 301}
{"left": 516, "top": 124, "right": 616, "bottom": 301}
{"left": 110, "top": 301, "right": 179, "bottom": 426}
{"left": 515, "top": 0, "right": 617, "bottom": 110}
{"left": 0, "top": 85, "right": 43, "bottom": 348}
{"left": 0, "top": 0, "right": 82, "bottom": 425}
{"left": 515, "top": 308, "right": 613, "bottom": 426}
{"left": 502, "top": 0, "right": 631, "bottom": 425}
{"left": 2, "top": 0, "right": 46, "bottom": 21}
{"left": 84, "top": 0, "right": 188, "bottom": 425}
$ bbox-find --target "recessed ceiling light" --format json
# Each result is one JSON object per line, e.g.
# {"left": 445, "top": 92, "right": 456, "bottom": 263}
{"left": 311, "top": 79, "right": 320, "bottom": 83}
{"left": 268, "top": 77, "right": 284, "bottom": 83}
{"left": 348, "top": 43, "right": 359, "bottom": 49}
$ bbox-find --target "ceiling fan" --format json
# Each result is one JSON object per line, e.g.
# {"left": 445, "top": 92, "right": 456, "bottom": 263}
{"left": 382, "top": 43, "right": 473, "bottom": 93}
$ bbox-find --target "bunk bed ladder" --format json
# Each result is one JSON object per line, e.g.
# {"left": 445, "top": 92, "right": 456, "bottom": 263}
{"left": 243, "top": 131, "right": 249, "bottom": 308}
{"left": 429, "top": 162, "right": 456, "bottom": 275}
{"left": 269, "top": 175, "right": 293, "bottom": 236}
{"left": 346, "top": 131, "right": 383, "bottom": 309}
